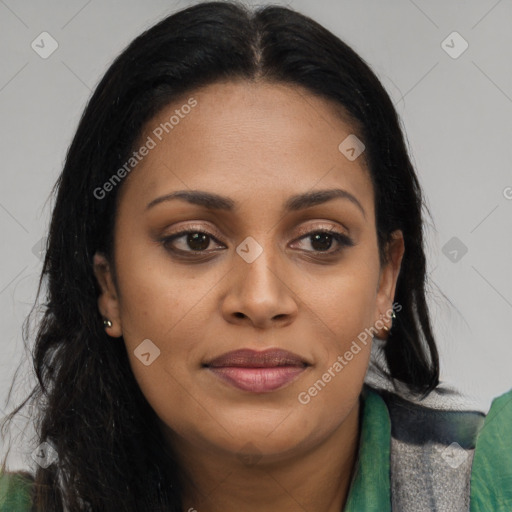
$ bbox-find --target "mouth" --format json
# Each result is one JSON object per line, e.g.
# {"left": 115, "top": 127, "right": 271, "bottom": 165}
{"left": 203, "top": 348, "right": 310, "bottom": 393}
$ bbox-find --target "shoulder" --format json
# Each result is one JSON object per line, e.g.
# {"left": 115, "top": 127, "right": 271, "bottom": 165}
{"left": 368, "top": 383, "right": 486, "bottom": 511}
{"left": 0, "top": 471, "right": 34, "bottom": 511}
{"left": 470, "top": 387, "right": 512, "bottom": 511}
{"left": 367, "top": 383, "right": 512, "bottom": 511}
{"left": 377, "top": 384, "right": 486, "bottom": 447}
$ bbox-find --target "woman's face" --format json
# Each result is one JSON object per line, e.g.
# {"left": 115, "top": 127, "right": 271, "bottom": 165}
{"left": 94, "top": 80, "right": 403, "bottom": 464}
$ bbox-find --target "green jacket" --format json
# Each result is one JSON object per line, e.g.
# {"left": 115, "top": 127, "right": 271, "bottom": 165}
{"left": 2, "top": 386, "right": 511, "bottom": 511}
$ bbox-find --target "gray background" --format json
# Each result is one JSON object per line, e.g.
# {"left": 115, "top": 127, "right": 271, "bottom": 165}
{"left": 1, "top": 0, "right": 511, "bottom": 469}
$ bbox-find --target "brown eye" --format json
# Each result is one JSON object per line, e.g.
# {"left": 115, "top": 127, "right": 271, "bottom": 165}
{"left": 183, "top": 232, "right": 210, "bottom": 251}
{"left": 162, "top": 230, "right": 224, "bottom": 254}
{"left": 293, "top": 230, "right": 354, "bottom": 254}
{"left": 309, "top": 232, "right": 335, "bottom": 251}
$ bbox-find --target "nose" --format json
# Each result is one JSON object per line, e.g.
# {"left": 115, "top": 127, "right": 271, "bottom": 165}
{"left": 221, "top": 245, "right": 298, "bottom": 329}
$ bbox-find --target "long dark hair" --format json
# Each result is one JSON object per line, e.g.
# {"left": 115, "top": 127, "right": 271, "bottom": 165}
{"left": 1, "top": 1, "right": 439, "bottom": 509}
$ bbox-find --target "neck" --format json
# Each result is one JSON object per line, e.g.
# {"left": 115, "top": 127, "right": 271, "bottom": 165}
{"left": 165, "top": 399, "right": 362, "bottom": 512}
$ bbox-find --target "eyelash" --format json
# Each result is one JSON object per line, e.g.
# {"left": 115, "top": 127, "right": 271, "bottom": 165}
{"left": 160, "top": 226, "right": 354, "bottom": 258}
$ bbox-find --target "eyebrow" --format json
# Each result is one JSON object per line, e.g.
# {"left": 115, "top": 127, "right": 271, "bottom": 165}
{"left": 145, "top": 188, "right": 366, "bottom": 218}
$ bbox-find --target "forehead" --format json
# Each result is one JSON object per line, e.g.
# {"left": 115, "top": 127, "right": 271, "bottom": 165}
{"left": 116, "top": 80, "right": 374, "bottom": 220}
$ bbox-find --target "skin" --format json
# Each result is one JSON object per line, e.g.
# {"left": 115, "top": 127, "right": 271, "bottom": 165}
{"left": 93, "top": 79, "right": 404, "bottom": 512}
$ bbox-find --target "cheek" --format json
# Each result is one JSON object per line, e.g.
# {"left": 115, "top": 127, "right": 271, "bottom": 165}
{"left": 302, "top": 260, "right": 378, "bottom": 345}
{"left": 114, "top": 238, "right": 205, "bottom": 345}
{"left": 113, "top": 243, "right": 221, "bottom": 405}
{"left": 295, "top": 257, "right": 378, "bottom": 399}
{"left": 295, "top": 280, "right": 375, "bottom": 432}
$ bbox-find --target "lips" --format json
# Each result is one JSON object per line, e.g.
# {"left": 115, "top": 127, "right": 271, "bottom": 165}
{"left": 204, "top": 348, "right": 310, "bottom": 393}
{"left": 203, "top": 348, "right": 309, "bottom": 369}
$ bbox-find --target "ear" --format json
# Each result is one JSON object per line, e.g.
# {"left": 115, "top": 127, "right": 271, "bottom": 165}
{"left": 93, "top": 252, "right": 123, "bottom": 338}
{"left": 373, "top": 230, "right": 404, "bottom": 337}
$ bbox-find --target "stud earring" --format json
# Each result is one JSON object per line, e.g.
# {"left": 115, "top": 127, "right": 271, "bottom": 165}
{"left": 383, "top": 311, "right": 396, "bottom": 332}
{"left": 103, "top": 319, "right": 113, "bottom": 328}
{"left": 382, "top": 310, "right": 397, "bottom": 332}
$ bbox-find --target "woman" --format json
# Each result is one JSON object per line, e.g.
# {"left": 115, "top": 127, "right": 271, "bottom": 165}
{"left": 0, "top": 1, "right": 510, "bottom": 510}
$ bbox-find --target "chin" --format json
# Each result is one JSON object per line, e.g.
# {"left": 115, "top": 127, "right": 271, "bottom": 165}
{"left": 216, "top": 419, "right": 313, "bottom": 457}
